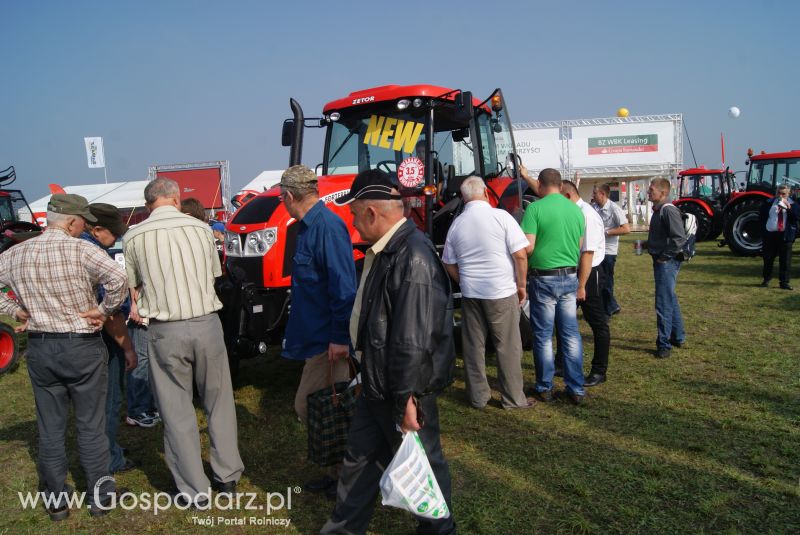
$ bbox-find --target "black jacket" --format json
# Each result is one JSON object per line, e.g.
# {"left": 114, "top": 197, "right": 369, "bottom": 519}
{"left": 355, "top": 219, "right": 455, "bottom": 424}
{"left": 648, "top": 202, "right": 686, "bottom": 261}
{"left": 759, "top": 198, "right": 799, "bottom": 243}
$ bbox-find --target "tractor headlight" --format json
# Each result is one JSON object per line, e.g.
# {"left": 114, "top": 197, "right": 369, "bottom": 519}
{"left": 224, "top": 232, "right": 241, "bottom": 257}
{"left": 244, "top": 227, "right": 278, "bottom": 257}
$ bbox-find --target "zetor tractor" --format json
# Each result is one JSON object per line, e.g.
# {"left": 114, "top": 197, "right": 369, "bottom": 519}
{"left": 221, "top": 84, "right": 530, "bottom": 370}
{"left": 722, "top": 149, "right": 800, "bottom": 256}
{"left": 0, "top": 165, "right": 42, "bottom": 375}
{"left": 674, "top": 167, "right": 736, "bottom": 241}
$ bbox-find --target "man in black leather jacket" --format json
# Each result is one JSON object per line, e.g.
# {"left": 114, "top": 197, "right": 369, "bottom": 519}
{"left": 321, "top": 170, "right": 456, "bottom": 535}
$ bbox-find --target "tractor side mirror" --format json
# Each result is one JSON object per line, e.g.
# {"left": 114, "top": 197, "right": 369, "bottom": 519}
{"left": 452, "top": 128, "right": 469, "bottom": 142}
{"left": 281, "top": 120, "right": 295, "bottom": 147}
{"left": 454, "top": 91, "right": 474, "bottom": 124}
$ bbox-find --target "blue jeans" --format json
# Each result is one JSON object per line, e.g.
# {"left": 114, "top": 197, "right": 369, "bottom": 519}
{"left": 600, "top": 254, "right": 620, "bottom": 315}
{"left": 529, "top": 274, "right": 584, "bottom": 396}
{"left": 126, "top": 325, "right": 156, "bottom": 416}
{"left": 653, "top": 258, "right": 685, "bottom": 350}
{"left": 103, "top": 335, "right": 126, "bottom": 472}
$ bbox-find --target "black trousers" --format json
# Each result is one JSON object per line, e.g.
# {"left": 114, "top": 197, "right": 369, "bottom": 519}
{"left": 556, "top": 265, "right": 610, "bottom": 375}
{"left": 762, "top": 231, "right": 793, "bottom": 284}
{"left": 321, "top": 395, "right": 456, "bottom": 535}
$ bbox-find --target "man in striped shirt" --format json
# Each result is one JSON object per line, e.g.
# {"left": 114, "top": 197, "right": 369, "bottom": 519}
{"left": 0, "top": 193, "right": 128, "bottom": 520}
{"left": 123, "top": 177, "right": 244, "bottom": 506}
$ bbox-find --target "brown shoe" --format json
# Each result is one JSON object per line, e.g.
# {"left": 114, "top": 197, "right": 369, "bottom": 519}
{"left": 505, "top": 398, "right": 536, "bottom": 410}
{"left": 532, "top": 390, "right": 555, "bottom": 403}
{"left": 556, "top": 390, "right": 585, "bottom": 405}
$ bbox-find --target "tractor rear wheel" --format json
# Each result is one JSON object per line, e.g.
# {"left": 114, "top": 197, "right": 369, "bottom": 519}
{"left": 0, "top": 323, "right": 19, "bottom": 375}
{"left": 679, "top": 203, "right": 712, "bottom": 241}
{"left": 706, "top": 220, "right": 723, "bottom": 241}
{"left": 723, "top": 198, "right": 766, "bottom": 256}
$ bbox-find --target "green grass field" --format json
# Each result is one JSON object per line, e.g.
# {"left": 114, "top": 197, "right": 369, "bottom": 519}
{"left": 0, "top": 235, "right": 798, "bottom": 534}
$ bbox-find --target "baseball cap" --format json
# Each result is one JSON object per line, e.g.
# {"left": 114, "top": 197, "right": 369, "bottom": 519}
{"left": 280, "top": 165, "right": 317, "bottom": 189}
{"left": 211, "top": 221, "right": 226, "bottom": 232}
{"left": 333, "top": 169, "right": 402, "bottom": 206}
{"left": 48, "top": 193, "right": 97, "bottom": 223}
{"left": 88, "top": 203, "right": 128, "bottom": 237}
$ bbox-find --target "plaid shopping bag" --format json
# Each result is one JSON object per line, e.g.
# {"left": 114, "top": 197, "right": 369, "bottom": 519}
{"left": 306, "top": 360, "right": 360, "bottom": 467}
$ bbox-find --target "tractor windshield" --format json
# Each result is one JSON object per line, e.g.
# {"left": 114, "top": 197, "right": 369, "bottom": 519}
{"left": 326, "top": 108, "right": 433, "bottom": 180}
{"left": 747, "top": 158, "right": 800, "bottom": 199}
{"left": 0, "top": 191, "right": 34, "bottom": 224}
{"left": 679, "top": 174, "right": 723, "bottom": 199}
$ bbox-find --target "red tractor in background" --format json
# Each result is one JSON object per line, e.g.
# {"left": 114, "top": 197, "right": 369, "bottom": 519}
{"left": 220, "top": 84, "right": 531, "bottom": 371}
{"left": 0, "top": 165, "right": 43, "bottom": 375}
{"left": 721, "top": 149, "right": 800, "bottom": 256}
{"left": 674, "top": 167, "right": 737, "bottom": 242}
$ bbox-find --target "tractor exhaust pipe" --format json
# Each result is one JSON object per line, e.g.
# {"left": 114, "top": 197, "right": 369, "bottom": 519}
{"left": 289, "top": 98, "right": 305, "bottom": 167}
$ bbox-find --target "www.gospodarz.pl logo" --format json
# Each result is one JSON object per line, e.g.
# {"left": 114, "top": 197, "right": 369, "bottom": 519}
{"left": 18, "top": 476, "right": 300, "bottom": 517}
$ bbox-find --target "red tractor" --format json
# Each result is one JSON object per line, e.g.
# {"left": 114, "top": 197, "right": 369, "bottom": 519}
{"left": 722, "top": 149, "right": 800, "bottom": 256}
{"left": 0, "top": 165, "right": 43, "bottom": 374}
{"left": 220, "top": 84, "right": 529, "bottom": 370}
{"left": 674, "top": 166, "right": 737, "bottom": 242}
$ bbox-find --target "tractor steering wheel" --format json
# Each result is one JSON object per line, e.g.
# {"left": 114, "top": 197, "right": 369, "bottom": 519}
{"left": 1, "top": 221, "right": 41, "bottom": 234}
{"left": 376, "top": 160, "right": 397, "bottom": 174}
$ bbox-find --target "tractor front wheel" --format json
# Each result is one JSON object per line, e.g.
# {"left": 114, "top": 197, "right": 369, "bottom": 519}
{"left": 723, "top": 198, "right": 766, "bottom": 256}
{"left": 0, "top": 323, "right": 19, "bottom": 375}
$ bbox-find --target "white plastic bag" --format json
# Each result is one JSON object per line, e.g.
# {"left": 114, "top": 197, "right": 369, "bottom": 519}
{"left": 379, "top": 431, "right": 450, "bottom": 519}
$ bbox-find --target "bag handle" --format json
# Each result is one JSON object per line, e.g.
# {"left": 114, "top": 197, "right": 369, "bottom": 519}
{"left": 329, "top": 355, "right": 361, "bottom": 406}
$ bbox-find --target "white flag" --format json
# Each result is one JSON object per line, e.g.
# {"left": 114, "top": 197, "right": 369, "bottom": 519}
{"left": 84, "top": 137, "right": 105, "bottom": 168}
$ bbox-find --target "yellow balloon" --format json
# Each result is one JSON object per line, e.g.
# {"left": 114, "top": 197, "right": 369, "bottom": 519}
{"left": 617, "top": 107, "right": 630, "bottom": 118}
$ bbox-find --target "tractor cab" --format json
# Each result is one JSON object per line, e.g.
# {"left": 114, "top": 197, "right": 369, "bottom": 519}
{"left": 744, "top": 150, "right": 800, "bottom": 200}
{"left": 678, "top": 168, "right": 735, "bottom": 203}
{"left": 284, "top": 84, "right": 523, "bottom": 244}
{"left": 0, "top": 166, "right": 41, "bottom": 253}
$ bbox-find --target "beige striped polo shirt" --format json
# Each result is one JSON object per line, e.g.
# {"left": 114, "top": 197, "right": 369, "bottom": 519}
{"left": 123, "top": 205, "right": 222, "bottom": 321}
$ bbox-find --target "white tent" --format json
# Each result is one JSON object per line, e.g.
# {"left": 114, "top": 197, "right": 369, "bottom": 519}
{"left": 237, "top": 171, "right": 283, "bottom": 194}
{"left": 28, "top": 180, "right": 149, "bottom": 213}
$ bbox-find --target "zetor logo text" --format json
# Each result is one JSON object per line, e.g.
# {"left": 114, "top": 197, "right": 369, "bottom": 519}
{"left": 352, "top": 96, "right": 375, "bottom": 105}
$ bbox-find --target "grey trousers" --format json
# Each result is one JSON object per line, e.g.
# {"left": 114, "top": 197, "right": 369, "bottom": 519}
{"left": 461, "top": 294, "right": 527, "bottom": 409}
{"left": 148, "top": 314, "right": 244, "bottom": 498}
{"left": 26, "top": 335, "right": 115, "bottom": 506}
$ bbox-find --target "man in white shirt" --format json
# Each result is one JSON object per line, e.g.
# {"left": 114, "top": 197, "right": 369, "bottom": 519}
{"left": 562, "top": 181, "right": 610, "bottom": 387}
{"left": 592, "top": 184, "right": 630, "bottom": 317}
{"left": 759, "top": 184, "right": 798, "bottom": 290}
{"left": 442, "top": 176, "right": 532, "bottom": 409}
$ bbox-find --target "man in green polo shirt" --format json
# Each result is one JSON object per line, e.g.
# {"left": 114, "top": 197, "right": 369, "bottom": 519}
{"left": 521, "top": 168, "right": 586, "bottom": 404}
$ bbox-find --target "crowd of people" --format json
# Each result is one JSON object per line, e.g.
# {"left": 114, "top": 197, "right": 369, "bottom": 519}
{"left": 0, "top": 165, "right": 703, "bottom": 533}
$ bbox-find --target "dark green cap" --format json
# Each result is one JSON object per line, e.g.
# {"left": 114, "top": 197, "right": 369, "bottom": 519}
{"left": 88, "top": 203, "right": 128, "bottom": 238}
{"left": 47, "top": 193, "right": 97, "bottom": 223}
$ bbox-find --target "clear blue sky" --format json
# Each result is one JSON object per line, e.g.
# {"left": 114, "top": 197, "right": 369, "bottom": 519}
{"left": 2, "top": 0, "right": 798, "bottom": 201}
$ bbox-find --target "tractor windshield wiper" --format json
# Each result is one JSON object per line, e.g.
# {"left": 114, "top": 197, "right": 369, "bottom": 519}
{"left": 329, "top": 128, "right": 358, "bottom": 165}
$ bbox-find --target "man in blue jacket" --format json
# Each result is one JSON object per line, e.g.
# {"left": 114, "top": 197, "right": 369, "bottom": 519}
{"left": 280, "top": 165, "right": 357, "bottom": 498}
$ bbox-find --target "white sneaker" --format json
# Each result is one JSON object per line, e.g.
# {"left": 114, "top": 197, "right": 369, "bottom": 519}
{"left": 126, "top": 413, "right": 158, "bottom": 428}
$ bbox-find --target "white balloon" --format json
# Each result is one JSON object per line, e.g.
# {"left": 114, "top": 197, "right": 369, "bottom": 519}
{"left": 728, "top": 106, "right": 741, "bottom": 119}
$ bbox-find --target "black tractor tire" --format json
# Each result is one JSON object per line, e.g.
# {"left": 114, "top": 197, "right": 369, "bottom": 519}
{"left": 706, "top": 221, "right": 723, "bottom": 241}
{"left": 680, "top": 203, "right": 712, "bottom": 242}
{"left": 0, "top": 322, "right": 19, "bottom": 375}
{"left": 678, "top": 203, "right": 712, "bottom": 242}
{"left": 723, "top": 198, "right": 767, "bottom": 256}
{"left": 519, "top": 306, "right": 533, "bottom": 351}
